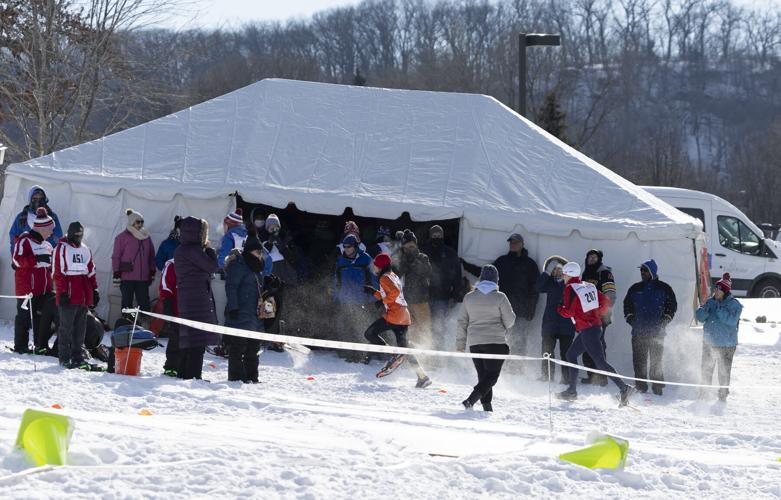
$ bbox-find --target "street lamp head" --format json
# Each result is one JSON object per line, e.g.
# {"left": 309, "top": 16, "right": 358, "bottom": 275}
{"left": 525, "top": 34, "right": 561, "bottom": 46}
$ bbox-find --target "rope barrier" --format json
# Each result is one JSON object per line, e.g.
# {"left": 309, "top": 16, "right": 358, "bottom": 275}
{"left": 124, "top": 308, "right": 778, "bottom": 391}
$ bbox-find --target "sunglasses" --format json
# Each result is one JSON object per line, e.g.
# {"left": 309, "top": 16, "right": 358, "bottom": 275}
{"left": 134, "top": 220, "right": 144, "bottom": 225}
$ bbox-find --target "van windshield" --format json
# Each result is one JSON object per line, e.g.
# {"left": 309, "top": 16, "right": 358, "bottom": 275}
{"left": 718, "top": 215, "right": 762, "bottom": 256}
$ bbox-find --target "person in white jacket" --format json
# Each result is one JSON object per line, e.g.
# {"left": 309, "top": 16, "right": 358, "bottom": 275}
{"left": 456, "top": 264, "right": 516, "bottom": 412}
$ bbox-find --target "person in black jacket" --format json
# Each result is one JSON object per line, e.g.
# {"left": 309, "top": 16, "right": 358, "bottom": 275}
{"left": 623, "top": 259, "right": 677, "bottom": 395}
{"left": 396, "top": 229, "right": 433, "bottom": 347}
{"left": 580, "top": 249, "right": 616, "bottom": 386}
{"left": 535, "top": 257, "right": 575, "bottom": 383}
{"left": 224, "top": 236, "right": 269, "bottom": 383}
{"left": 462, "top": 233, "right": 539, "bottom": 360}
{"left": 419, "top": 225, "right": 462, "bottom": 350}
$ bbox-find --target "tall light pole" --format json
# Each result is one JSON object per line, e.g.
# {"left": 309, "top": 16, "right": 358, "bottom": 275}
{"left": 518, "top": 33, "right": 561, "bottom": 117}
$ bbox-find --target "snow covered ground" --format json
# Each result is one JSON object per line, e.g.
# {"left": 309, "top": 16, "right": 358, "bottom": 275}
{"left": 1, "top": 299, "right": 780, "bottom": 499}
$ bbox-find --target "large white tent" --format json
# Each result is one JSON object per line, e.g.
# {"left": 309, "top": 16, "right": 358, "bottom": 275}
{"left": 0, "top": 78, "right": 705, "bottom": 375}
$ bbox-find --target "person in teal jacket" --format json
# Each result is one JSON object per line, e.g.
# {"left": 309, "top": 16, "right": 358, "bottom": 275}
{"left": 695, "top": 273, "right": 743, "bottom": 401}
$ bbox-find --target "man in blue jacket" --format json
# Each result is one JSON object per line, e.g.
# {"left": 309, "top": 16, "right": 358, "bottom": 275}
{"left": 334, "top": 234, "right": 376, "bottom": 361}
{"left": 535, "top": 257, "right": 575, "bottom": 383}
{"left": 696, "top": 273, "right": 742, "bottom": 402}
{"left": 623, "top": 259, "right": 677, "bottom": 395}
{"left": 8, "top": 186, "right": 63, "bottom": 253}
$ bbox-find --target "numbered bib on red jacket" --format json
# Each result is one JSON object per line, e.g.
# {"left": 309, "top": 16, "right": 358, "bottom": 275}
{"left": 571, "top": 282, "right": 599, "bottom": 313}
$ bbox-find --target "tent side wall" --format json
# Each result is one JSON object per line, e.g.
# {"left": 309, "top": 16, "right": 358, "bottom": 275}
{"left": 458, "top": 219, "right": 701, "bottom": 380}
{"left": 0, "top": 175, "right": 232, "bottom": 321}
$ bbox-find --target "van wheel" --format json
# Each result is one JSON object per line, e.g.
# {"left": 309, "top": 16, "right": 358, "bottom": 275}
{"left": 753, "top": 279, "right": 781, "bottom": 298}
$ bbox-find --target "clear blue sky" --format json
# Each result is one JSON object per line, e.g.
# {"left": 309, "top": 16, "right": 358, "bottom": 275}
{"left": 164, "top": 0, "right": 776, "bottom": 30}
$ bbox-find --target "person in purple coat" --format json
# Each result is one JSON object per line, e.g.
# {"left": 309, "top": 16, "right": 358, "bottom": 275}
{"left": 174, "top": 217, "right": 220, "bottom": 380}
{"left": 112, "top": 209, "right": 156, "bottom": 312}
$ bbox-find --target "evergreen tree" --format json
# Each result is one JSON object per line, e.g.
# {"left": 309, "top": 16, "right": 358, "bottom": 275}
{"left": 537, "top": 91, "right": 568, "bottom": 144}
{"left": 352, "top": 70, "right": 367, "bottom": 86}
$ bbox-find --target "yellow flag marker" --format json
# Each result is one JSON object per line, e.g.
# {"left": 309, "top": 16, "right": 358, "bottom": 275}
{"left": 559, "top": 433, "right": 629, "bottom": 470}
{"left": 15, "top": 409, "right": 75, "bottom": 466}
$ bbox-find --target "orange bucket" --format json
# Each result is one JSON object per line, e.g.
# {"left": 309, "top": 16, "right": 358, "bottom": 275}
{"left": 115, "top": 347, "right": 143, "bottom": 376}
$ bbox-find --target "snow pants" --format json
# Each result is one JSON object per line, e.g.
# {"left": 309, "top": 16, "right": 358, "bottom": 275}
{"left": 58, "top": 303, "right": 88, "bottom": 366}
{"left": 363, "top": 317, "right": 420, "bottom": 368}
{"left": 179, "top": 346, "right": 205, "bottom": 380}
{"left": 228, "top": 336, "right": 261, "bottom": 383}
{"left": 632, "top": 335, "right": 665, "bottom": 392}
{"left": 120, "top": 280, "right": 151, "bottom": 312}
{"left": 14, "top": 293, "right": 50, "bottom": 352}
{"left": 162, "top": 298, "right": 181, "bottom": 373}
{"left": 467, "top": 343, "right": 509, "bottom": 408}
{"left": 566, "top": 326, "right": 627, "bottom": 393}
{"left": 541, "top": 334, "right": 573, "bottom": 383}
{"left": 582, "top": 325, "right": 608, "bottom": 383}
{"left": 701, "top": 343, "right": 736, "bottom": 399}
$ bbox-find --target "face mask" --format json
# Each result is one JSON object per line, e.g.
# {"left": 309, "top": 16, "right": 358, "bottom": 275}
{"left": 431, "top": 238, "right": 443, "bottom": 246}
{"left": 254, "top": 219, "right": 265, "bottom": 229}
{"left": 68, "top": 232, "right": 84, "bottom": 246}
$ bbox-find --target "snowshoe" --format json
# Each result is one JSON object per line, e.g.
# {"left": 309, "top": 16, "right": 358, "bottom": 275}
{"left": 33, "top": 347, "right": 51, "bottom": 356}
{"left": 618, "top": 385, "right": 636, "bottom": 407}
{"left": 415, "top": 375, "right": 432, "bottom": 389}
{"left": 68, "top": 360, "right": 106, "bottom": 372}
{"left": 206, "top": 344, "right": 229, "bottom": 358}
{"left": 376, "top": 354, "right": 406, "bottom": 378}
{"left": 90, "top": 345, "right": 110, "bottom": 363}
{"left": 556, "top": 389, "right": 578, "bottom": 401}
{"left": 163, "top": 369, "right": 178, "bottom": 378}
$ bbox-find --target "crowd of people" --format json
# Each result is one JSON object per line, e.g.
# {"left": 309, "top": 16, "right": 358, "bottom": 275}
{"left": 8, "top": 186, "right": 743, "bottom": 410}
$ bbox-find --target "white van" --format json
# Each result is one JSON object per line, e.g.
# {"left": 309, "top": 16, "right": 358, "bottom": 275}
{"left": 643, "top": 186, "right": 781, "bottom": 298}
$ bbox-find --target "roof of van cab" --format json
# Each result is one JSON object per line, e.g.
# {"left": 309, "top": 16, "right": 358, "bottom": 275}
{"left": 7, "top": 78, "right": 702, "bottom": 241}
{"left": 642, "top": 186, "right": 760, "bottom": 234}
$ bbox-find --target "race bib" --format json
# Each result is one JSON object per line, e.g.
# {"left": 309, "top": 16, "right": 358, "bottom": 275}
{"left": 571, "top": 282, "right": 599, "bottom": 313}
{"left": 266, "top": 243, "right": 284, "bottom": 262}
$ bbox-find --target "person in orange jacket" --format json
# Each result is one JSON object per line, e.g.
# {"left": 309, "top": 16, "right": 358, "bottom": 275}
{"left": 363, "top": 253, "right": 431, "bottom": 388}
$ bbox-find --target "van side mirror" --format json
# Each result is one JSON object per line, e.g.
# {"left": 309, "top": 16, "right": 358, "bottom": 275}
{"left": 762, "top": 240, "right": 777, "bottom": 259}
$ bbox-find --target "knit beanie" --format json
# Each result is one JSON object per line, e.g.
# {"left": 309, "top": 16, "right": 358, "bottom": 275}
{"left": 224, "top": 208, "right": 243, "bottom": 228}
{"left": 32, "top": 207, "right": 55, "bottom": 231}
{"left": 373, "top": 253, "right": 392, "bottom": 270}
{"left": 342, "top": 234, "right": 359, "bottom": 247}
{"left": 401, "top": 229, "right": 417, "bottom": 245}
{"left": 126, "top": 208, "right": 143, "bottom": 226}
{"left": 429, "top": 225, "right": 444, "bottom": 238}
{"left": 343, "top": 221, "right": 360, "bottom": 240}
{"left": 716, "top": 273, "right": 732, "bottom": 293}
{"left": 265, "top": 214, "right": 281, "bottom": 232}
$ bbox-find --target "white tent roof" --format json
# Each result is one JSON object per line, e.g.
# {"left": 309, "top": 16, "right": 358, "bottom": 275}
{"left": 7, "top": 78, "right": 700, "bottom": 240}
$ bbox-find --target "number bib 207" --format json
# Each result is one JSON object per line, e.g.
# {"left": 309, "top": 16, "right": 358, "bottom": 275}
{"left": 571, "top": 282, "right": 599, "bottom": 313}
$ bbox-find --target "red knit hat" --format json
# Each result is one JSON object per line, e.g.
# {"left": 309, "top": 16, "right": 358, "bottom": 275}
{"left": 32, "top": 207, "right": 54, "bottom": 231}
{"left": 224, "top": 208, "right": 243, "bottom": 228}
{"left": 343, "top": 221, "right": 360, "bottom": 240}
{"left": 716, "top": 273, "right": 732, "bottom": 293}
{"left": 373, "top": 252, "right": 391, "bottom": 269}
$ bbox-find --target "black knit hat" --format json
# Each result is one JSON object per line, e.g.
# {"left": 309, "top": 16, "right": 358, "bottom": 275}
{"left": 401, "top": 229, "right": 417, "bottom": 245}
{"left": 243, "top": 236, "right": 263, "bottom": 254}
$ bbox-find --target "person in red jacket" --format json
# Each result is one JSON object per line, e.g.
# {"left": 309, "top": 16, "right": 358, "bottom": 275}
{"left": 159, "top": 258, "right": 180, "bottom": 376}
{"left": 556, "top": 262, "right": 635, "bottom": 405}
{"left": 362, "top": 253, "right": 431, "bottom": 388}
{"left": 53, "top": 221, "right": 98, "bottom": 369}
{"left": 11, "top": 207, "right": 56, "bottom": 353}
